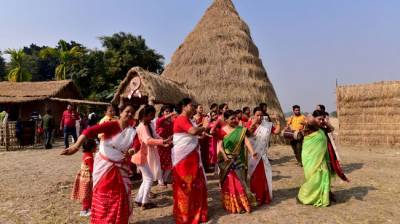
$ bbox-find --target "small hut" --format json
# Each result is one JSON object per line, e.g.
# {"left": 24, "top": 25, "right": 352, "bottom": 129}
{"left": 336, "top": 81, "right": 400, "bottom": 147}
{"left": 0, "top": 80, "right": 108, "bottom": 150}
{"left": 0, "top": 80, "right": 82, "bottom": 123}
{"left": 111, "top": 67, "right": 192, "bottom": 108}
{"left": 161, "top": 0, "right": 284, "bottom": 118}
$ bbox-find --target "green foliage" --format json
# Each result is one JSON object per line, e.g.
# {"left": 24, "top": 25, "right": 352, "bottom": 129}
{"left": 0, "top": 51, "right": 6, "bottom": 81}
{"left": 40, "top": 40, "right": 84, "bottom": 80}
{"left": 5, "top": 49, "right": 32, "bottom": 82}
{"left": 330, "top": 111, "right": 337, "bottom": 117}
{"left": 23, "top": 44, "right": 58, "bottom": 81}
{"left": 100, "top": 32, "right": 164, "bottom": 77}
{"left": 3, "top": 32, "right": 165, "bottom": 102}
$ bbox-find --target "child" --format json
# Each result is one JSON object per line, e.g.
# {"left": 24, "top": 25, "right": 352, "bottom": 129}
{"left": 70, "top": 139, "right": 96, "bottom": 216}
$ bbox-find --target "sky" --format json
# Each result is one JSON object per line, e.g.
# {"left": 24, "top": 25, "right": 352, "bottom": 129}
{"left": 1, "top": 0, "right": 399, "bottom": 112}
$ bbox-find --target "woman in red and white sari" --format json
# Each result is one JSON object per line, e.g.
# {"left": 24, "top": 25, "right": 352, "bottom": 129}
{"left": 172, "top": 98, "right": 210, "bottom": 224}
{"left": 61, "top": 103, "right": 138, "bottom": 224}
{"left": 246, "top": 107, "right": 280, "bottom": 206}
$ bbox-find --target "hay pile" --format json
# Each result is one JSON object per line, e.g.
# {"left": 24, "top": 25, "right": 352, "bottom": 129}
{"left": 161, "top": 0, "right": 284, "bottom": 120}
{"left": 336, "top": 81, "right": 400, "bottom": 147}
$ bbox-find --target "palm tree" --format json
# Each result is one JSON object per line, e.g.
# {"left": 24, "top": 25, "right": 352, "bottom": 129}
{"left": 5, "top": 49, "right": 32, "bottom": 82}
{"left": 39, "top": 40, "right": 83, "bottom": 80}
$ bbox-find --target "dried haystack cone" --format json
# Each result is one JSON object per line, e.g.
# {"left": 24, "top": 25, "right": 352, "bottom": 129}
{"left": 162, "top": 0, "right": 284, "bottom": 120}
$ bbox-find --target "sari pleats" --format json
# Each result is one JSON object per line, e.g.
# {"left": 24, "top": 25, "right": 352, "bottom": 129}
{"left": 250, "top": 160, "right": 271, "bottom": 206}
{"left": 298, "top": 129, "right": 331, "bottom": 207}
{"left": 173, "top": 150, "right": 208, "bottom": 224}
{"left": 90, "top": 166, "right": 130, "bottom": 224}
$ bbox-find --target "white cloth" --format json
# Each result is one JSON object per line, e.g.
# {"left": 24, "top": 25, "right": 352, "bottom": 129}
{"left": 136, "top": 163, "right": 154, "bottom": 204}
{"left": 248, "top": 120, "right": 273, "bottom": 198}
{"left": 172, "top": 133, "right": 199, "bottom": 166}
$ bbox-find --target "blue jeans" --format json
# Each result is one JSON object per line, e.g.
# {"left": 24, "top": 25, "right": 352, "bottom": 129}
{"left": 64, "top": 126, "right": 77, "bottom": 148}
{"left": 44, "top": 129, "right": 53, "bottom": 149}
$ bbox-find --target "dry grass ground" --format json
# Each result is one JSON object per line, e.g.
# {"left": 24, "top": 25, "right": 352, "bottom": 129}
{"left": 0, "top": 141, "right": 399, "bottom": 224}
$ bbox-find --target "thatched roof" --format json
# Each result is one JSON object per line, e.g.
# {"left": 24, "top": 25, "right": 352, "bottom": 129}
{"left": 0, "top": 80, "right": 82, "bottom": 103}
{"left": 336, "top": 80, "right": 400, "bottom": 147}
{"left": 111, "top": 67, "right": 192, "bottom": 106}
{"left": 161, "top": 0, "right": 284, "bottom": 116}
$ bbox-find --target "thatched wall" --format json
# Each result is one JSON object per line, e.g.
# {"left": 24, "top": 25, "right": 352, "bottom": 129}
{"left": 336, "top": 81, "right": 400, "bottom": 147}
{"left": 161, "top": 0, "right": 284, "bottom": 119}
{"left": 112, "top": 67, "right": 192, "bottom": 107}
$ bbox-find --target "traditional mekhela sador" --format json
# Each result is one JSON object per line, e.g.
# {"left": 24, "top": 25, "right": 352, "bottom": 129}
{"left": 61, "top": 104, "right": 138, "bottom": 224}
{"left": 80, "top": 120, "right": 136, "bottom": 223}
{"left": 172, "top": 99, "right": 208, "bottom": 224}
{"left": 246, "top": 120, "right": 273, "bottom": 206}
{"left": 218, "top": 110, "right": 257, "bottom": 213}
{"left": 246, "top": 107, "right": 281, "bottom": 206}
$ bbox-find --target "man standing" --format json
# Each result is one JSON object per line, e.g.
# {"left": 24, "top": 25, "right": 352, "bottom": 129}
{"left": 60, "top": 104, "right": 79, "bottom": 148}
{"left": 286, "top": 105, "right": 306, "bottom": 166}
{"left": 42, "top": 109, "right": 54, "bottom": 149}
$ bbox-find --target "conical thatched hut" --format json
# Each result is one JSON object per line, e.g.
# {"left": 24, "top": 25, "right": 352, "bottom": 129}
{"left": 111, "top": 67, "right": 192, "bottom": 108}
{"left": 162, "top": 0, "right": 284, "bottom": 120}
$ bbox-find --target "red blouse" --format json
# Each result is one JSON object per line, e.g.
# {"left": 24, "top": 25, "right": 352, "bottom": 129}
{"left": 173, "top": 115, "right": 193, "bottom": 134}
{"left": 156, "top": 116, "right": 174, "bottom": 138}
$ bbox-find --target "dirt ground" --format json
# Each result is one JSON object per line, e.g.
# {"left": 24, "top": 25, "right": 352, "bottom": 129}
{"left": 0, "top": 141, "right": 399, "bottom": 224}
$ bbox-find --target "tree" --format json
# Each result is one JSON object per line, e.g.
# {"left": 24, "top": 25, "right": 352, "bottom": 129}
{"left": 99, "top": 32, "right": 164, "bottom": 79}
{"left": 23, "top": 44, "right": 58, "bottom": 81}
{"left": 5, "top": 49, "right": 32, "bottom": 82}
{"left": 0, "top": 51, "right": 6, "bottom": 81}
{"left": 39, "top": 40, "right": 84, "bottom": 80}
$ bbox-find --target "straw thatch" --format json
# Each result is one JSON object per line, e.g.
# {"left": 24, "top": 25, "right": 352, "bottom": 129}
{"left": 0, "top": 80, "right": 81, "bottom": 103}
{"left": 111, "top": 67, "right": 192, "bottom": 107}
{"left": 50, "top": 98, "right": 110, "bottom": 106}
{"left": 336, "top": 81, "right": 400, "bottom": 147}
{"left": 161, "top": 0, "right": 284, "bottom": 118}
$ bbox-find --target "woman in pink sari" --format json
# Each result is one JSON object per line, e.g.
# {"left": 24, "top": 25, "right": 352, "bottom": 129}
{"left": 61, "top": 103, "right": 138, "bottom": 224}
{"left": 172, "top": 98, "right": 210, "bottom": 224}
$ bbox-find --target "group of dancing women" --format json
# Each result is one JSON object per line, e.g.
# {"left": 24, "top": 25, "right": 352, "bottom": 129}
{"left": 61, "top": 97, "right": 347, "bottom": 224}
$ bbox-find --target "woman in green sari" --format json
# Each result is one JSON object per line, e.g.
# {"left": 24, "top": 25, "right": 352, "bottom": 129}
{"left": 218, "top": 110, "right": 258, "bottom": 213}
{"left": 298, "top": 110, "right": 335, "bottom": 207}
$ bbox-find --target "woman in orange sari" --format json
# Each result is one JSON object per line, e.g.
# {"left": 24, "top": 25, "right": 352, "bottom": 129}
{"left": 172, "top": 98, "right": 210, "bottom": 224}
{"left": 218, "top": 110, "right": 258, "bottom": 213}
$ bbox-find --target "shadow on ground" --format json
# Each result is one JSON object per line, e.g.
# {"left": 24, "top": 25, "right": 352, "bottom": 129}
{"left": 342, "top": 163, "right": 364, "bottom": 174}
{"left": 334, "top": 186, "right": 377, "bottom": 204}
